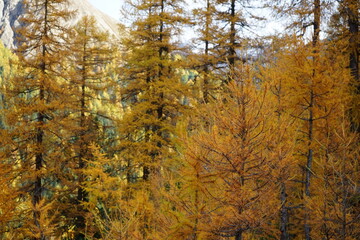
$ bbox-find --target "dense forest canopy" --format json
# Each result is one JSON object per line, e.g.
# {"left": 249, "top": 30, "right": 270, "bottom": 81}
{"left": 0, "top": 0, "right": 359, "bottom": 239}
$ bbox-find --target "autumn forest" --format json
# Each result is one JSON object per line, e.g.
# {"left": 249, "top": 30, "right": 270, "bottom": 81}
{"left": 0, "top": 0, "right": 359, "bottom": 239}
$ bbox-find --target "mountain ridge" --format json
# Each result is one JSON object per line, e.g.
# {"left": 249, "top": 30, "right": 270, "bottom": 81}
{"left": 0, "top": 0, "right": 121, "bottom": 49}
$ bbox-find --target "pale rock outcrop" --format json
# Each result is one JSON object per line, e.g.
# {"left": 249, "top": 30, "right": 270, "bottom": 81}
{"left": 0, "top": 0, "right": 121, "bottom": 49}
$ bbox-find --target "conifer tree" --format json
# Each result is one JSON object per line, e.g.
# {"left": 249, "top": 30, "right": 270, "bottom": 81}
{"left": 4, "top": 0, "right": 73, "bottom": 238}
{"left": 191, "top": 0, "right": 221, "bottom": 103}
{"left": 331, "top": 0, "right": 359, "bottom": 130}
{"left": 175, "top": 65, "right": 278, "bottom": 240}
{"left": 61, "top": 15, "right": 116, "bottom": 239}
{"left": 192, "top": 0, "right": 253, "bottom": 90}
{"left": 118, "top": 0, "right": 191, "bottom": 237}
{"left": 1, "top": 0, "right": 359, "bottom": 239}
{"left": 345, "top": 0, "right": 359, "bottom": 86}
{"left": 267, "top": 1, "right": 329, "bottom": 238}
{"left": 0, "top": 132, "right": 18, "bottom": 238}
{"left": 0, "top": 41, "right": 20, "bottom": 238}
{"left": 215, "top": 0, "right": 248, "bottom": 82}
{"left": 79, "top": 143, "right": 122, "bottom": 239}
{"left": 167, "top": 123, "right": 216, "bottom": 239}
{"left": 329, "top": 130, "right": 360, "bottom": 239}
{"left": 258, "top": 38, "right": 301, "bottom": 240}
{"left": 265, "top": 36, "right": 358, "bottom": 239}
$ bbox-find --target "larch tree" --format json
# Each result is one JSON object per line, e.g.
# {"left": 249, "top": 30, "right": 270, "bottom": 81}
{"left": 258, "top": 37, "right": 301, "bottom": 240}
{"left": 191, "top": 0, "right": 221, "bottom": 103}
{"left": 0, "top": 42, "right": 20, "bottom": 238}
{"left": 314, "top": 11, "right": 360, "bottom": 237}
{"left": 166, "top": 117, "right": 217, "bottom": 240}
{"left": 329, "top": 127, "right": 360, "bottom": 240}
{"left": 264, "top": 36, "right": 357, "bottom": 239}
{"left": 0, "top": 0, "right": 358, "bottom": 239}
{"left": 215, "top": 0, "right": 249, "bottom": 82}
{"left": 314, "top": 98, "right": 360, "bottom": 240}
{"left": 192, "top": 0, "right": 255, "bottom": 89}
{"left": 343, "top": 0, "right": 359, "bottom": 92}
{"left": 118, "top": 0, "right": 191, "bottom": 237}
{"left": 4, "top": 0, "right": 74, "bottom": 238}
{"left": 326, "top": 0, "right": 359, "bottom": 130}
{"left": 176, "top": 65, "right": 278, "bottom": 240}
{"left": 61, "top": 15, "right": 116, "bottom": 239}
{"left": 267, "top": 1, "right": 329, "bottom": 238}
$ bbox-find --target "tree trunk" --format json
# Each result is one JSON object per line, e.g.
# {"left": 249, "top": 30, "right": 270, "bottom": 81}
{"left": 347, "top": 0, "right": 359, "bottom": 131}
{"left": 235, "top": 230, "right": 242, "bottom": 240}
{"left": 75, "top": 54, "right": 88, "bottom": 240}
{"left": 228, "top": 0, "right": 236, "bottom": 83}
{"left": 34, "top": 111, "right": 44, "bottom": 240}
{"left": 304, "top": 1, "right": 320, "bottom": 238}
{"left": 280, "top": 183, "right": 289, "bottom": 240}
{"left": 33, "top": 0, "right": 49, "bottom": 232}
{"left": 348, "top": 0, "right": 359, "bottom": 85}
{"left": 203, "top": 0, "right": 211, "bottom": 103}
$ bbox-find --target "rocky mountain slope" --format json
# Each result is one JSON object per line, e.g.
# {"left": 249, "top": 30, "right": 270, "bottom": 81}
{"left": 0, "top": 0, "right": 121, "bottom": 49}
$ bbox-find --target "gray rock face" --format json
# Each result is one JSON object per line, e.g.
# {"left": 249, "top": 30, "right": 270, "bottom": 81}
{"left": 0, "top": 0, "right": 120, "bottom": 49}
{"left": 0, "top": 0, "right": 23, "bottom": 48}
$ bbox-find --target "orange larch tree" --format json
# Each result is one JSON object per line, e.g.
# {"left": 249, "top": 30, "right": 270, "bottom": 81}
{"left": 176, "top": 64, "right": 278, "bottom": 240}
{"left": 117, "top": 0, "right": 192, "bottom": 237}
{"left": 4, "top": 0, "right": 74, "bottom": 238}
{"left": 62, "top": 15, "right": 116, "bottom": 238}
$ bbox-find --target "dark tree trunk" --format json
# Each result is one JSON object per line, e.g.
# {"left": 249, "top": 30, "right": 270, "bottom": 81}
{"left": 34, "top": 110, "right": 44, "bottom": 240}
{"left": 304, "top": 1, "right": 320, "bottom": 239}
{"left": 348, "top": 0, "right": 359, "bottom": 86}
{"left": 280, "top": 183, "right": 289, "bottom": 240}
{"left": 75, "top": 50, "right": 88, "bottom": 240}
{"left": 235, "top": 230, "right": 242, "bottom": 240}
{"left": 347, "top": 0, "right": 359, "bottom": 131}
{"left": 203, "top": 0, "right": 211, "bottom": 103}
{"left": 228, "top": 0, "right": 236, "bottom": 83}
{"left": 33, "top": 1, "right": 49, "bottom": 236}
